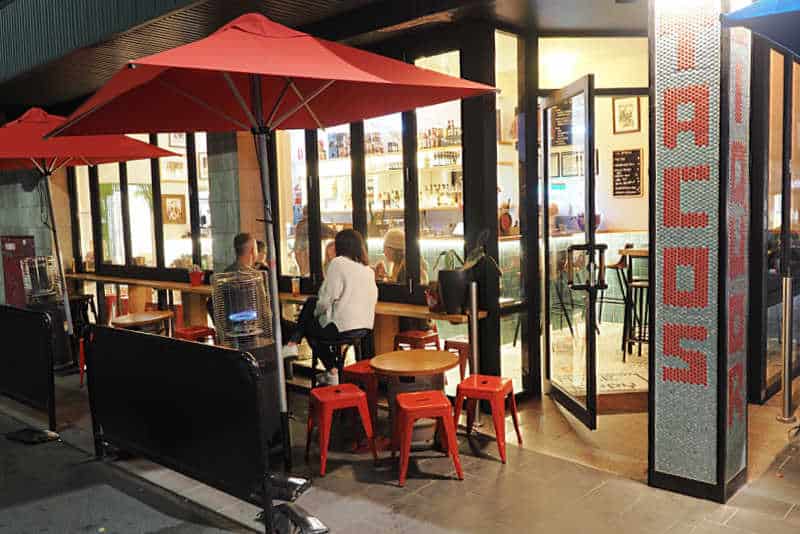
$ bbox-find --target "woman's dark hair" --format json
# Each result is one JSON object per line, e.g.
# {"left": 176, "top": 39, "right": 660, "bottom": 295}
{"left": 334, "top": 229, "right": 368, "bottom": 265}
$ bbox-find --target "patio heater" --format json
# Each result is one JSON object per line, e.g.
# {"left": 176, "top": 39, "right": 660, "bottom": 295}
{"left": 21, "top": 255, "right": 72, "bottom": 368}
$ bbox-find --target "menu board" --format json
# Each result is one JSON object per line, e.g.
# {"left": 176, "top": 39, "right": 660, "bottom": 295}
{"left": 612, "top": 149, "right": 642, "bottom": 197}
{"left": 550, "top": 101, "right": 573, "bottom": 147}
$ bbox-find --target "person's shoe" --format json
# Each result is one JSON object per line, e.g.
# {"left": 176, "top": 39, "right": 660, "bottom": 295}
{"left": 282, "top": 343, "right": 299, "bottom": 357}
{"left": 323, "top": 369, "right": 339, "bottom": 386}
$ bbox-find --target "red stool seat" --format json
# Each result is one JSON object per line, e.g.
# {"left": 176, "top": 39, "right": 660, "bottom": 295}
{"left": 444, "top": 339, "right": 470, "bottom": 381}
{"left": 175, "top": 325, "right": 216, "bottom": 343}
{"left": 342, "top": 359, "right": 378, "bottom": 425}
{"left": 453, "top": 375, "right": 522, "bottom": 464}
{"left": 392, "top": 390, "right": 463, "bottom": 487}
{"left": 305, "top": 383, "right": 377, "bottom": 476}
{"left": 394, "top": 329, "right": 440, "bottom": 351}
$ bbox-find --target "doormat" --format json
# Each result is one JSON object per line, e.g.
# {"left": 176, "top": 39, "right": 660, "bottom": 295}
{"left": 5, "top": 428, "right": 60, "bottom": 445}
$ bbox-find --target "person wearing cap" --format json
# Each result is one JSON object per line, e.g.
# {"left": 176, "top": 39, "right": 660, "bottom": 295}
{"left": 374, "top": 228, "right": 431, "bottom": 331}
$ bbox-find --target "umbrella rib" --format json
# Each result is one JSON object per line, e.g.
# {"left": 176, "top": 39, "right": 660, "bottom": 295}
{"left": 288, "top": 80, "right": 325, "bottom": 130}
{"left": 266, "top": 79, "right": 292, "bottom": 129}
{"left": 271, "top": 80, "right": 334, "bottom": 130}
{"left": 29, "top": 158, "right": 45, "bottom": 175}
{"left": 157, "top": 78, "right": 249, "bottom": 131}
{"left": 222, "top": 72, "right": 258, "bottom": 129}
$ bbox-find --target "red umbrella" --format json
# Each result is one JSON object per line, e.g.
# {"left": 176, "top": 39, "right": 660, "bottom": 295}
{"left": 49, "top": 12, "right": 495, "bottom": 490}
{"left": 0, "top": 107, "right": 176, "bottom": 335}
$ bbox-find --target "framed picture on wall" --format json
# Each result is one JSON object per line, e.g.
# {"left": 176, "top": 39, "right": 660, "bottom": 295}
{"left": 162, "top": 194, "right": 187, "bottom": 225}
{"left": 549, "top": 152, "right": 560, "bottom": 177}
{"left": 612, "top": 96, "right": 641, "bottom": 134}
{"left": 561, "top": 151, "right": 580, "bottom": 177}
{"left": 198, "top": 152, "right": 209, "bottom": 179}
{"left": 169, "top": 133, "right": 186, "bottom": 148}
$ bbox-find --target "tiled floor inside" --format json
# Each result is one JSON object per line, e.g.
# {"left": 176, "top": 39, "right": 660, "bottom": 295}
{"left": 2, "top": 368, "right": 800, "bottom": 532}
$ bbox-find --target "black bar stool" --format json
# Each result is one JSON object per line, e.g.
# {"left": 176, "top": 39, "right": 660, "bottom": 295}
{"left": 623, "top": 280, "right": 649, "bottom": 361}
{"left": 598, "top": 243, "right": 633, "bottom": 325}
{"left": 310, "top": 329, "right": 373, "bottom": 387}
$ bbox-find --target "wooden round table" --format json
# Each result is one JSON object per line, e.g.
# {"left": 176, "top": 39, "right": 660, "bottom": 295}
{"left": 371, "top": 350, "right": 459, "bottom": 446}
{"left": 370, "top": 349, "right": 459, "bottom": 377}
{"left": 111, "top": 310, "right": 173, "bottom": 335}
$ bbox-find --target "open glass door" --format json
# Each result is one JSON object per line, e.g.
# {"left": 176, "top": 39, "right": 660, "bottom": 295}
{"left": 543, "top": 75, "right": 602, "bottom": 429}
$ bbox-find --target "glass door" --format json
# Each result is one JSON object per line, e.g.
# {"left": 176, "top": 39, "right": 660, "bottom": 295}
{"left": 543, "top": 75, "right": 601, "bottom": 429}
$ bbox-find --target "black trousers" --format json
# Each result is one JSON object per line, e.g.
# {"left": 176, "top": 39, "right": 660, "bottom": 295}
{"left": 285, "top": 297, "right": 340, "bottom": 370}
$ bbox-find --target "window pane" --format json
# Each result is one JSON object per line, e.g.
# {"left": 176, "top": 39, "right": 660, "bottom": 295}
{"left": 157, "top": 133, "right": 193, "bottom": 269}
{"left": 496, "top": 30, "right": 523, "bottom": 305}
{"left": 126, "top": 134, "right": 157, "bottom": 267}
{"left": 539, "top": 37, "right": 648, "bottom": 89}
{"left": 318, "top": 124, "right": 352, "bottom": 272}
{"left": 75, "top": 166, "right": 94, "bottom": 271}
{"left": 766, "top": 50, "right": 784, "bottom": 389}
{"left": 365, "top": 113, "right": 405, "bottom": 284}
{"left": 276, "top": 130, "right": 309, "bottom": 277}
{"left": 98, "top": 163, "right": 124, "bottom": 265}
{"left": 195, "top": 132, "right": 213, "bottom": 270}
{"left": 415, "top": 50, "right": 463, "bottom": 284}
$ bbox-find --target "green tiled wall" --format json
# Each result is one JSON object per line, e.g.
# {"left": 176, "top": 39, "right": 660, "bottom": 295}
{"left": 207, "top": 132, "right": 240, "bottom": 272}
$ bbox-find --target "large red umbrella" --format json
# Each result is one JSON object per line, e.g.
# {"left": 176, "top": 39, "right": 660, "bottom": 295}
{"left": 49, "top": 12, "right": 495, "bottom": 491}
{"left": 0, "top": 107, "right": 175, "bottom": 335}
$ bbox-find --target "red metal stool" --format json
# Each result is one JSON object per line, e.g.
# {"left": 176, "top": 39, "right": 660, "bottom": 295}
{"left": 444, "top": 339, "right": 470, "bottom": 381}
{"left": 393, "top": 329, "right": 440, "bottom": 351}
{"left": 305, "top": 383, "right": 377, "bottom": 476}
{"left": 342, "top": 359, "right": 378, "bottom": 425}
{"left": 78, "top": 337, "right": 86, "bottom": 387}
{"left": 392, "top": 390, "right": 463, "bottom": 487}
{"left": 453, "top": 375, "right": 522, "bottom": 464}
{"left": 174, "top": 325, "right": 216, "bottom": 343}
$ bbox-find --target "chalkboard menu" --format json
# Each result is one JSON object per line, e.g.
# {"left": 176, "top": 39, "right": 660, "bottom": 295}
{"left": 550, "top": 101, "right": 573, "bottom": 147}
{"left": 612, "top": 149, "right": 642, "bottom": 197}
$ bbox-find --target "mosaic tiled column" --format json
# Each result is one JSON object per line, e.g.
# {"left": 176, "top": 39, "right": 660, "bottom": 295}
{"left": 651, "top": 0, "right": 750, "bottom": 502}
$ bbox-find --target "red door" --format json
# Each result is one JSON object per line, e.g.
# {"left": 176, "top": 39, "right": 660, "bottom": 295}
{"left": 2, "top": 236, "right": 35, "bottom": 307}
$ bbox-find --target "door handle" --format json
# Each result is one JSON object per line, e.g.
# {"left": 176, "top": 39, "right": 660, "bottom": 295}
{"left": 567, "top": 244, "right": 607, "bottom": 291}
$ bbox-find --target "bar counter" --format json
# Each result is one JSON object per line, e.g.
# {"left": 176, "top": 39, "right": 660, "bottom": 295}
{"left": 66, "top": 272, "right": 487, "bottom": 354}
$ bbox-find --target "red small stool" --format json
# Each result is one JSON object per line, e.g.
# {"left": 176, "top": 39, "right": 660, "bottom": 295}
{"left": 394, "top": 330, "right": 440, "bottom": 351}
{"left": 175, "top": 325, "right": 216, "bottom": 343}
{"left": 78, "top": 337, "right": 86, "bottom": 387}
{"left": 444, "top": 339, "right": 470, "bottom": 381}
{"left": 305, "top": 384, "right": 377, "bottom": 476}
{"left": 392, "top": 390, "right": 463, "bottom": 487}
{"left": 453, "top": 375, "right": 522, "bottom": 464}
{"left": 342, "top": 359, "right": 378, "bottom": 425}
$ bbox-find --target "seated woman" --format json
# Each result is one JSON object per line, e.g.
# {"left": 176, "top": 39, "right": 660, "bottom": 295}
{"left": 374, "top": 228, "right": 433, "bottom": 332}
{"left": 284, "top": 229, "right": 377, "bottom": 385}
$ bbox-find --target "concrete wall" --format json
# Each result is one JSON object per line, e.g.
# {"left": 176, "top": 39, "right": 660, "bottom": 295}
{"left": 0, "top": 168, "right": 71, "bottom": 304}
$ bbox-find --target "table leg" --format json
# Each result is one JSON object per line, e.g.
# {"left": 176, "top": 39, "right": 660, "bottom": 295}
{"left": 373, "top": 314, "right": 399, "bottom": 355}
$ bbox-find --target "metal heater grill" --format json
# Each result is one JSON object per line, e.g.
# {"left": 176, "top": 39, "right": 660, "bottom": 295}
{"left": 211, "top": 270, "right": 274, "bottom": 349}
{"left": 20, "top": 256, "right": 61, "bottom": 305}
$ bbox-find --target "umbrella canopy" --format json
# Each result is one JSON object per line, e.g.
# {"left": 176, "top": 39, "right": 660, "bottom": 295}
{"left": 50, "top": 13, "right": 494, "bottom": 136}
{"left": 49, "top": 14, "right": 495, "bottom": 502}
{"left": 0, "top": 107, "right": 174, "bottom": 174}
{"left": 722, "top": 0, "right": 800, "bottom": 56}
{"left": 0, "top": 107, "right": 176, "bottom": 337}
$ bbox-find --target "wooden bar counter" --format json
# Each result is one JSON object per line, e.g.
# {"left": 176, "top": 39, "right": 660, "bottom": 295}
{"left": 66, "top": 273, "right": 486, "bottom": 353}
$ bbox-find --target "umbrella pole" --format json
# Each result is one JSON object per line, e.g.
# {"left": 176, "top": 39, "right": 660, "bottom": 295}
{"left": 250, "top": 74, "right": 291, "bottom": 471}
{"left": 42, "top": 172, "right": 74, "bottom": 337}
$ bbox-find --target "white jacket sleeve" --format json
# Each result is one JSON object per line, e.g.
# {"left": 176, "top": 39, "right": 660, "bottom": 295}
{"left": 314, "top": 260, "right": 344, "bottom": 318}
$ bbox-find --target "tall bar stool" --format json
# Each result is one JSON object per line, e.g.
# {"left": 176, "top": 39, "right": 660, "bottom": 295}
{"left": 444, "top": 339, "right": 470, "bottom": 381}
{"left": 623, "top": 280, "right": 650, "bottom": 360}
{"left": 598, "top": 243, "right": 633, "bottom": 324}
{"left": 310, "top": 329, "right": 372, "bottom": 387}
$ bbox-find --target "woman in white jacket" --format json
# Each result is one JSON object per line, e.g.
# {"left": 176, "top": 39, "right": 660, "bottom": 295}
{"left": 284, "top": 229, "right": 377, "bottom": 384}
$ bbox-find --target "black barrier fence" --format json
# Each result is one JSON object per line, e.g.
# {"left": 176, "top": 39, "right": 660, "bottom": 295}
{"left": 86, "top": 326, "right": 277, "bottom": 529}
{"left": 0, "top": 305, "right": 56, "bottom": 430}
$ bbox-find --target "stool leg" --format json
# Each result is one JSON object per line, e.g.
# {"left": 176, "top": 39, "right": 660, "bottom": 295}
{"left": 453, "top": 390, "right": 465, "bottom": 429}
{"left": 319, "top": 406, "right": 333, "bottom": 476}
{"left": 398, "top": 413, "right": 414, "bottom": 487}
{"left": 79, "top": 338, "right": 86, "bottom": 387}
{"left": 441, "top": 414, "right": 463, "bottom": 480}
{"left": 466, "top": 399, "right": 477, "bottom": 435}
{"left": 458, "top": 349, "right": 467, "bottom": 381}
{"left": 391, "top": 410, "right": 401, "bottom": 458}
{"left": 305, "top": 401, "right": 315, "bottom": 462}
{"left": 365, "top": 377, "right": 378, "bottom": 432}
{"left": 356, "top": 397, "right": 378, "bottom": 462}
{"left": 490, "top": 396, "right": 507, "bottom": 463}
{"left": 509, "top": 390, "right": 522, "bottom": 445}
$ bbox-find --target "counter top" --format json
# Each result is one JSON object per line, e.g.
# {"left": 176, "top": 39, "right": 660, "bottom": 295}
{"left": 67, "top": 272, "right": 487, "bottom": 323}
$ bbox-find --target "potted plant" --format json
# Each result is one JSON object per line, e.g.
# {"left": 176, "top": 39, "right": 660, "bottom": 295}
{"left": 433, "top": 230, "right": 501, "bottom": 314}
{"left": 189, "top": 264, "right": 204, "bottom": 286}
